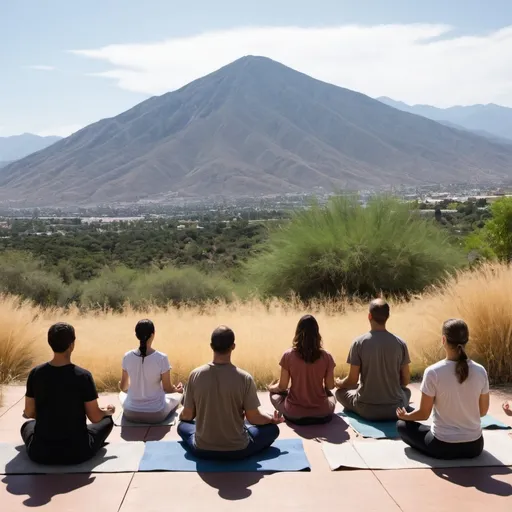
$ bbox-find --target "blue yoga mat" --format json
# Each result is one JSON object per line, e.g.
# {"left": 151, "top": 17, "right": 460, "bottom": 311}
{"left": 139, "top": 439, "right": 310, "bottom": 472}
{"left": 339, "top": 411, "right": 511, "bottom": 439}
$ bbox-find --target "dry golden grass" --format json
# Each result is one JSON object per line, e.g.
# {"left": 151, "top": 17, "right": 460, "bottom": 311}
{"left": 0, "top": 263, "right": 511, "bottom": 391}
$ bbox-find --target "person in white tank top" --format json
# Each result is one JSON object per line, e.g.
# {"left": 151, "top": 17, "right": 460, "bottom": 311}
{"left": 396, "top": 319, "right": 490, "bottom": 460}
{"left": 119, "top": 319, "right": 183, "bottom": 423}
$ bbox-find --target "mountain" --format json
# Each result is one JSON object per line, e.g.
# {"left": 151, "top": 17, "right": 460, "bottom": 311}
{"left": 3, "top": 57, "right": 512, "bottom": 206}
{"left": 378, "top": 97, "right": 512, "bottom": 141}
{"left": 0, "top": 134, "right": 62, "bottom": 163}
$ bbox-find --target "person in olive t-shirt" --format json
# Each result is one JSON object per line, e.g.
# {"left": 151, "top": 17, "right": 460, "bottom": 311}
{"left": 22, "top": 322, "right": 116, "bottom": 465}
{"left": 335, "top": 299, "right": 412, "bottom": 421}
{"left": 178, "top": 325, "right": 283, "bottom": 460}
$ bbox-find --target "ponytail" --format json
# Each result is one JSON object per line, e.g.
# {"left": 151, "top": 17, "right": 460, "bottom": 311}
{"left": 455, "top": 344, "right": 469, "bottom": 384}
{"left": 135, "top": 319, "right": 155, "bottom": 364}
{"left": 442, "top": 318, "right": 470, "bottom": 384}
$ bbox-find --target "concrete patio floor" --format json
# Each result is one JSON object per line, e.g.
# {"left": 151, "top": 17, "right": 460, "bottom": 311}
{"left": 1, "top": 384, "right": 511, "bottom": 512}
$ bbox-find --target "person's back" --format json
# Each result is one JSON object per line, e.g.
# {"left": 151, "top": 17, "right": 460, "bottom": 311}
{"left": 279, "top": 348, "right": 335, "bottom": 418}
{"left": 122, "top": 349, "right": 169, "bottom": 412}
{"left": 28, "top": 363, "right": 94, "bottom": 450}
{"left": 354, "top": 331, "right": 408, "bottom": 406}
{"left": 186, "top": 363, "right": 258, "bottom": 451}
{"left": 335, "top": 299, "right": 411, "bottom": 420}
{"left": 178, "top": 325, "right": 282, "bottom": 460}
{"left": 22, "top": 322, "right": 115, "bottom": 465}
{"left": 425, "top": 360, "right": 488, "bottom": 442}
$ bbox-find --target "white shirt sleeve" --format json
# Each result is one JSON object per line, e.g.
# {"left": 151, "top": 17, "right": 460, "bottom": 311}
{"left": 161, "top": 354, "right": 172, "bottom": 374}
{"left": 481, "top": 369, "right": 490, "bottom": 394}
{"left": 122, "top": 354, "right": 128, "bottom": 371}
{"left": 420, "top": 367, "right": 436, "bottom": 397}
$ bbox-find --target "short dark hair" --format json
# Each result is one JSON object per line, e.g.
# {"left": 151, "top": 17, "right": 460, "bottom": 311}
{"left": 48, "top": 322, "right": 76, "bottom": 353}
{"left": 369, "top": 299, "right": 390, "bottom": 325}
{"left": 210, "top": 325, "right": 235, "bottom": 354}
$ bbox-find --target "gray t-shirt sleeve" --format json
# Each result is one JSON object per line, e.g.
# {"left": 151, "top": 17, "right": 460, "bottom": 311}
{"left": 346, "top": 339, "right": 362, "bottom": 366}
{"left": 420, "top": 368, "right": 436, "bottom": 397}
{"left": 402, "top": 341, "right": 411, "bottom": 366}
{"left": 184, "top": 373, "right": 195, "bottom": 409}
{"left": 243, "top": 376, "right": 261, "bottom": 411}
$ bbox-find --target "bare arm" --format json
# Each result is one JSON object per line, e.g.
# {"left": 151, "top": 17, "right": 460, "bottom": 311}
{"left": 324, "top": 366, "right": 335, "bottom": 391}
{"left": 23, "top": 397, "right": 36, "bottom": 419}
{"left": 335, "top": 365, "right": 360, "bottom": 390}
{"left": 119, "top": 369, "right": 129, "bottom": 393}
{"left": 400, "top": 364, "right": 411, "bottom": 387}
{"left": 85, "top": 399, "right": 115, "bottom": 424}
{"left": 479, "top": 393, "right": 490, "bottom": 417}
{"left": 397, "top": 392, "right": 434, "bottom": 422}
{"left": 161, "top": 370, "right": 183, "bottom": 394}
{"left": 179, "top": 406, "right": 196, "bottom": 422}
{"left": 268, "top": 368, "right": 290, "bottom": 394}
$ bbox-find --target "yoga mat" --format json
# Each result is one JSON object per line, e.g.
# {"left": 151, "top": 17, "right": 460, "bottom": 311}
{"left": 0, "top": 442, "right": 145, "bottom": 475}
{"left": 322, "top": 432, "right": 512, "bottom": 470}
{"left": 114, "top": 409, "right": 178, "bottom": 427}
{"left": 139, "top": 439, "right": 311, "bottom": 472}
{"left": 339, "top": 411, "right": 511, "bottom": 439}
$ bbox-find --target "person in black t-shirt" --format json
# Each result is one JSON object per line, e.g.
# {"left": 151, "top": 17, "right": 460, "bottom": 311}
{"left": 22, "top": 322, "right": 116, "bottom": 465}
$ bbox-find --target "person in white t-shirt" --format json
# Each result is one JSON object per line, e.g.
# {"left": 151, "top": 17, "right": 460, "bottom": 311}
{"left": 396, "top": 318, "right": 490, "bottom": 460}
{"left": 118, "top": 319, "right": 183, "bottom": 423}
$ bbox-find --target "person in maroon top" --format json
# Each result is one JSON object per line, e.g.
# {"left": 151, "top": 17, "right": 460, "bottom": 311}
{"left": 268, "top": 315, "right": 336, "bottom": 425}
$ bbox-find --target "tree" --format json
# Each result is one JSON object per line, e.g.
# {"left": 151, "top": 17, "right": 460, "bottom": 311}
{"left": 483, "top": 197, "right": 512, "bottom": 262}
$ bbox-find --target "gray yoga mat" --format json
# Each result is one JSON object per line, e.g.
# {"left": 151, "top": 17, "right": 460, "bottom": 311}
{"left": 322, "top": 432, "right": 512, "bottom": 470}
{"left": 114, "top": 409, "right": 178, "bottom": 427}
{"left": 0, "top": 442, "right": 145, "bottom": 474}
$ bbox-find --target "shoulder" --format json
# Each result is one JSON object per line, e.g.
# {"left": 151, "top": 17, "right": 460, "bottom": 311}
{"left": 29, "top": 363, "right": 48, "bottom": 374}
{"left": 352, "top": 333, "right": 369, "bottom": 345}
{"left": 154, "top": 350, "right": 169, "bottom": 360}
{"left": 235, "top": 366, "right": 256, "bottom": 384}
{"left": 424, "top": 360, "right": 445, "bottom": 376}
{"left": 281, "top": 348, "right": 295, "bottom": 360}
{"left": 387, "top": 331, "right": 408, "bottom": 346}
{"left": 123, "top": 350, "right": 136, "bottom": 359}
{"left": 469, "top": 360, "right": 488, "bottom": 375}
{"left": 321, "top": 349, "right": 334, "bottom": 360}
{"left": 189, "top": 364, "right": 210, "bottom": 378}
{"left": 73, "top": 365, "right": 94, "bottom": 380}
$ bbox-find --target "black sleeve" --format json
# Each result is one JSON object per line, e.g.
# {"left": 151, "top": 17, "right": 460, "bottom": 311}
{"left": 26, "top": 369, "right": 36, "bottom": 398}
{"left": 82, "top": 371, "right": 99, "bottom": 403}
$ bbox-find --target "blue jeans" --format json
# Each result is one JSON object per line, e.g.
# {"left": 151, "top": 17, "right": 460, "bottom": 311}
{"left": 177, "top": 421, "right": 280, "bottom": 460}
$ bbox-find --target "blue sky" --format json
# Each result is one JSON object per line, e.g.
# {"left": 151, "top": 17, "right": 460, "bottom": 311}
{"left": 2, "top": 0, "right": 512, "bottom": 137}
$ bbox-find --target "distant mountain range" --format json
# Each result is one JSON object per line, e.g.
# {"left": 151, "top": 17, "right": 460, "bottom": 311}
{"left": 2, "top": 57, "right": 512, "bottom": 206}
{"left": 377, "top": 97, "right": 512, "bottom": 142}
{"left": 0, "top": 133, "right": 62, "bottom": 164}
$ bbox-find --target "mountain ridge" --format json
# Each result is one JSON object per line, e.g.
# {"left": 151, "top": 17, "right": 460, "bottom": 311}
{"left": 0, "top": 133, "right": 62, "bottom": 163}
{"left": 2, "top": 56, "right": 512, "bottom": 206}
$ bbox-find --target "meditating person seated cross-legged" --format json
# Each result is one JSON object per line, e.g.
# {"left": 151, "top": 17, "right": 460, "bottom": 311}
{"left": 268, "top": 315, "right": 336, "bottom": 425}
{"left": 396, "top": 319, "right": 490, "bottom": 460}
{"left": 119, "top": 319, "right": 183, "bottom": 424}
{"left": 22, "top": 322, "right": 115, "bottom": 465}
{"left": 178, "top": 325, "right": 283, "bottom": 460}
{"left": 335, "top": 299, "right": 412, "bottom": 421}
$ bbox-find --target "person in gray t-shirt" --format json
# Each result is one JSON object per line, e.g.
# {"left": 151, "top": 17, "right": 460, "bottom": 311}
{"left": 335, "top": 299, "right": 411, "bottom": 420}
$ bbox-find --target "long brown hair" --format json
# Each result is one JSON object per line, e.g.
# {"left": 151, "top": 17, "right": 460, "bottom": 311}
{"left": 293, "top": 315, "right": 322, "bottom": 363}
{"left": 443, "top": 318, "right": 469, "bottom": 383}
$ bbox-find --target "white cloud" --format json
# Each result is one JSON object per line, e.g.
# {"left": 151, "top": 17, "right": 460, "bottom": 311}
{"left": 25, "top": 65, "right": 56, "bottom": 71}
{"left": 70, "top": 24, "right": 512, "bottom": 107}
{"left": 37, "top": 124, "right": 83, "bottom": 137}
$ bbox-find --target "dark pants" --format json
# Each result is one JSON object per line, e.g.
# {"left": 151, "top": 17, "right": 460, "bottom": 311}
{"left": 336, "top": 387, "right": 412, "bottom": 421}
{"left": 21, "top": 417, "right": 114, "bottom": 465}
{"left": 177, "top": 421, "right": 280, "bottom": 460}
{"left": 397, "top": 420, "right": 484, "bottom": 460}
